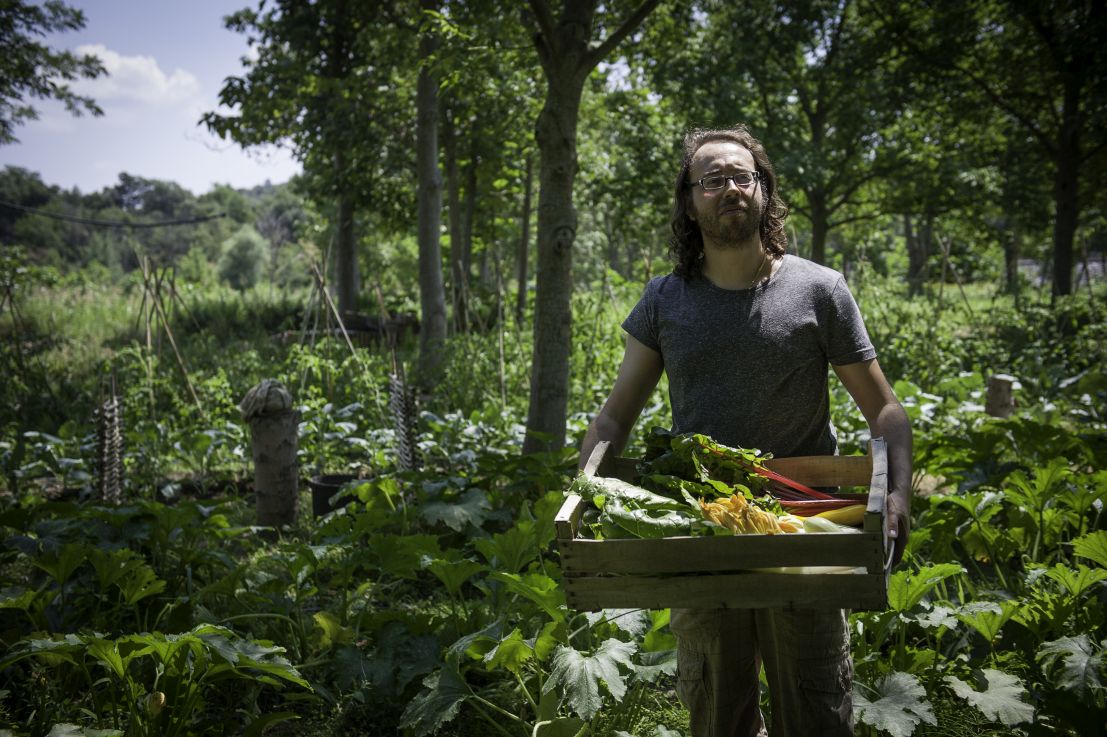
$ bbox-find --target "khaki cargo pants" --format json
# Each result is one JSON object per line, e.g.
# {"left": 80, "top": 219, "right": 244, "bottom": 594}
{"left": 670, "top": 607, "right": 853, "bottom": 737}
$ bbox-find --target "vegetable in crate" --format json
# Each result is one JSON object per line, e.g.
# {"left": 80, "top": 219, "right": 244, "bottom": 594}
{"left": 639, "top": 429, "right": 868, "bottom": 521}
{"left": 568, "top": 474, "right": 704, "bottom": 539}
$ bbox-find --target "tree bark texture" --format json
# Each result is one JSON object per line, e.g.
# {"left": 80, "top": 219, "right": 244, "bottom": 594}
{"left": 443, "top": 105, "right": 468, "bottom": 333}
{"left": 334, "top": 151, "right": 358, "bottom": 317}
{"left": 523, "top": 57, "right": 587, "bottom": 454}
{"left": 904, "top": 213, "right": 928, "bottom": 296}
{"left": 416, "top": 0, "right": 448, "bottom": 386}
{"left": 807, "top": 189, "right": 829, "bottom": 265}
{"left": 1051, "top": 79, "right": 1081, "bottom": 298}
{"left": 515, "top": 154, "right": 533, "bottom": 325}
{"left": 1003, "top": 221, "right": 1021, "bottom": 300}
{"left": 522, "top": 77, "right": 584, "bottom": 453}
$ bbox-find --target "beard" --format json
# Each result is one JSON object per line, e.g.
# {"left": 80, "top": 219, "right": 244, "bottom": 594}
{"left": 696, "top": 195, "right": 762, "bottom": 248}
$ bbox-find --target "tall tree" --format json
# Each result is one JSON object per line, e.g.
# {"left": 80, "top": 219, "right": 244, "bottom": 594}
{"left": 416, "top": 0, "right": 448, "bottom": 384}
{"left": 871, "top": 0, "right": 1107, "bottom": 297}
{"left": 521, "top": 0, "right": 661, "bottom": 454}
{"left": 203, "top": 1, "right": 413, "bottom": 316}
{"left": 0, "top": 0, "right": 104, "bottom": 145}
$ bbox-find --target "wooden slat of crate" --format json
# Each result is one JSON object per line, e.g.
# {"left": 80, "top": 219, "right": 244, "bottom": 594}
{"left": 560, "top": 532, "right": 885, "bottom": 574}
{"left": 563, "top": 571, "right": 888, "bottom": 611}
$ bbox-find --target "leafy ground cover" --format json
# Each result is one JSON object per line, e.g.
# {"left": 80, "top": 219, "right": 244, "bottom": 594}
{"left": 1, "top": 273, "right": 1105, "bottom": 736}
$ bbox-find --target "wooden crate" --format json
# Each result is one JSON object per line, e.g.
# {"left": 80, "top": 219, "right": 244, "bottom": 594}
{"left": 555, "top": 438, "right": 891, "bottom": 611}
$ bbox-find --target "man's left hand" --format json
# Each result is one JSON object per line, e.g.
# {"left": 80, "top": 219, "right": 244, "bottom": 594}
{"left": 885, "top": 489, "right": 911, "bottom": 568}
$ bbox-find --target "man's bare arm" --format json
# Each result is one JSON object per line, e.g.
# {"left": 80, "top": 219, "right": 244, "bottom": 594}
{"left": 579, "top": 334, "right": 664, "bottom": 470}
{"left": 833, "top": 358, "right": 914, "bottom": 566}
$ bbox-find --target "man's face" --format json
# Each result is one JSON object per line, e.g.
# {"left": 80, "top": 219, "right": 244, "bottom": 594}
{"left": 687, "top": 141, "right": 762, "bottom": 248}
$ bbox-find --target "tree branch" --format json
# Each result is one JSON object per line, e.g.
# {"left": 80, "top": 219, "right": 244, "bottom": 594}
{"left": 585, "top": 0, "right": 662, "bottom": 70}
{"left": 527, "top": 0, "right": 557, "bottom": 43}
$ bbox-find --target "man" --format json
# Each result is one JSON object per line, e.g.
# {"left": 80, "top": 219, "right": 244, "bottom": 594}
{"left": 578, "top": 125, "right": 913, "bottom": 736}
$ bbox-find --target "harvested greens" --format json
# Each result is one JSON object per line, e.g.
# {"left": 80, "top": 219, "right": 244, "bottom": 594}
{"left": 569, "top": 429, "right": 863, "bottom": 540}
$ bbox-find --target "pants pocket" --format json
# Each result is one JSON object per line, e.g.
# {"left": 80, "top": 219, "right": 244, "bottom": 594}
{"left": 795, "top": 651, "right": 854, "bottom": 736}
{"left": 675, "top": 647, "right": 705, "bottom": 708}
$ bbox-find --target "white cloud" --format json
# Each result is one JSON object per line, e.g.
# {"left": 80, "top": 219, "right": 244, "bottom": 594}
{"left": 70, "top": 43, "right": 201, "bottom": 106}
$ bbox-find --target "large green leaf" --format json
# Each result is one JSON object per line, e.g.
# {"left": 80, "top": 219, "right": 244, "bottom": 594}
{"left": 544, "top": 639, "right": 636, "bottom": 720}
{"left": 1072, "top": 530, "right": 1107, "bottom": 568}
{"left": 313, "top": 611, "right": 355, "bottom": 649}
{"left": 585, "top": 608, "right": 651, "bottom": 638}
{"left": 473, "top": 520, "right": 539, "bottom": 573}
{"left": 1037, "top": 635, "right": 1105, "bottom": 702}
{"left": 424, "top": 556, "right": 486, "bottom": 597}
{"left": 420, "top": 489, "right": 491, "bottom": 532}
{"left": 633, "top": 649, "right": 677, "bottom": 684}
{"left": 483, "top": 628, "right": 533, "bottom": 674}
{"left": 87, "top": 547, "right": 146, "bottom": 590}
{"left": 489, "top": 571, "right": 566, "bottom": 622}
{"left": 887, "top": 563, "right": 964, "bottom": 613}
{"left": 116, "top": 563, "right": 167, "bottom": 605}
{"left": 399, "top": 655, "right": 471, "bottom": 737}
{"left": 529, "top": 620, "right": 565, "bottom": 662}
{"left": 32, "top": 542, "right": 88, "bottom": 586}
{"left": 854, "top": 671, "right": 936, "bottom": 737}
{"left": 945, "top": 669, "right": 1034, "bottom": 726}
{"left": 85, "top": 638, "right": 124, "bottom": 679}
{"left": 369, "top": 534, "right": 442, "bottom": 580}
{"left": 956, "top": 600, "right": 1019, "bottom": 644}
{"left": 1043, "top": 563, "right": 1107, "bottom": 598}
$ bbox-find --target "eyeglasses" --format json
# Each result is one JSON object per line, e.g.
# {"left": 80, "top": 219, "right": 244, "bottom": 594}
{"left": 692, "top": 171, "right": 760, "bottom": 191}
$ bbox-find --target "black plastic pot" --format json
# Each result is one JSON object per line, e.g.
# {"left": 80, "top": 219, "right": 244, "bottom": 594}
{"left": 308, "top": 474, "right": 360, "bottom": 517}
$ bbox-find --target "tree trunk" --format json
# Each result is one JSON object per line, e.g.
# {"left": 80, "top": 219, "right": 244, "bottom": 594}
{"left": 905, "top": 213, "right": 927, "bottom": 296}
{"left": 808, "top": 188, "right": 829, "bottom": 265}
{"left": 1003, "top": 221, "right": 1021, "bottom": 300}
{"left": 1051, "top": 80, "right": 1081, "bottom": 298}
{"left": 462, "top": 126, "right": 478, "bottom": 281}
{"left": 523, "top": 0, "right": 659, "bottom": 454}
{"left": 334, "top": 167, "right": 358, "bottom": 318}
{"left": 920, "top": 212, "right": 935, "bottom": 284}
{"left": 443, "top": 103, "right": 467, "bottom": 333}
{"left": 523, "top": 75, "right": 585, "bottom": 454}
{"left": 416, "top": 0, "right": 447, "bottom": 386}
{"left": 515, "top": 154, "right": 533, "bottom": 325}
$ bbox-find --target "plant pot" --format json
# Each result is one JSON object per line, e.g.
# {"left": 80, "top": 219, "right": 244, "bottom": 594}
{"left": 308, "top": 474, "right": 360, "bottom": 517}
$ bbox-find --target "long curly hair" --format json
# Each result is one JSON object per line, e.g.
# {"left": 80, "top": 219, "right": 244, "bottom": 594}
{"left": 669, "top": 125, "right": 789, "bottom": 279}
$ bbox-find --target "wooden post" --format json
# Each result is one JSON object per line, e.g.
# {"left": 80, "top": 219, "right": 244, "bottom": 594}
{"left": 985, "top": 374, "right": 1016, "bottom": 418}
{"left": 240, "top": 380, "right": 300, "bottom": 531}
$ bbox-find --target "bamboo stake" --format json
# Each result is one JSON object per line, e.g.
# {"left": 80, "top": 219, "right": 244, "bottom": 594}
{"left": 938, "top": 236, "right": 974, "bottom": 319}
{"left": 147, "top": 270, "right": 204, "bottom": 416}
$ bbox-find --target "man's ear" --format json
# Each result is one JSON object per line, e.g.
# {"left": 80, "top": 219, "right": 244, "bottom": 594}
{"left": 685, "top": 195, "right": 696, "bottom": 222}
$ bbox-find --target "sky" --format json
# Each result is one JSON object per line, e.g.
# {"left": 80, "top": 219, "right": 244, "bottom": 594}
{"left": 1, "top": 0, "right": 301, "bottom": 196}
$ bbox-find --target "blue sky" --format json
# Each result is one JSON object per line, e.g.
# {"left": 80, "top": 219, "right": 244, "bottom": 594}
{"left": 1, "top": 0, "right": 301, "bottom": 195}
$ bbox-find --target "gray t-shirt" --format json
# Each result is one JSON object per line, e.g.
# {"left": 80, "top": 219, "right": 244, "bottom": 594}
{"left": 622, "top": 254, "right": 875, "bottom": 458}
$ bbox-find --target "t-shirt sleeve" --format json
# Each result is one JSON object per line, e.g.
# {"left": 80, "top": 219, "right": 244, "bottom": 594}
{"left": 826, "top": 277, "right": 877, "bottom": 365}
{"left": 621, "top": 280, "right": 661, "bottom": 352}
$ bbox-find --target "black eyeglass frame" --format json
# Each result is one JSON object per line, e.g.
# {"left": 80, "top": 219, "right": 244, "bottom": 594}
{"left": 690, "top": 171, "right": 760, "bottom": 191}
